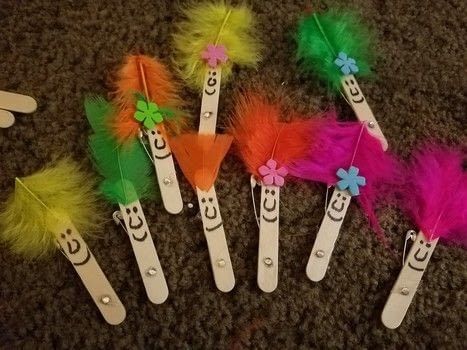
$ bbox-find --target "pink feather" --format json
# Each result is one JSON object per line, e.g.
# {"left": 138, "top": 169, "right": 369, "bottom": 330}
{"left": 401, "top": 144, "right": 467, "bottom": 246}
{"left": 289, "top": 120, "right": 401, "bottom": 241}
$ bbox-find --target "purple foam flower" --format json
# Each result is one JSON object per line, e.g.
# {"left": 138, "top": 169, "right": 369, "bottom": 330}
{"left": 258, "top": 159, "right": 288, "bottom": 187}
{"left": 201, "top": 44, "right": 228, "bottom": 68}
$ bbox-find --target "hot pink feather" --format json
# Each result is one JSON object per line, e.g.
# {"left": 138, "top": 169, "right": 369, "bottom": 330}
{"left": 401, "top": 144, "right": 467, "bottom": 246}
{"left": 289, "top": 120, "right": 401, "bottom": 241}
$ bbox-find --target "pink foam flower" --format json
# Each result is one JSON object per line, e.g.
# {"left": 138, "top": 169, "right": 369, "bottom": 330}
{"left": 258, "top": 159, "right": 288, "bottom": 187}
{"left": 201, "top": 44, "right": 228, "bottom": 68}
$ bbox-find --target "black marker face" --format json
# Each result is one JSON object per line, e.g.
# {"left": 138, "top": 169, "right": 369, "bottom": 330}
{"left": 57, "top": 228, "right": 91, "bottom": 266}
{"left": 151, "top": 129, "right": 171, "bottom": 160}
{"left": 201, "top": 196, "right": 223, "bottom": 232}
{"left": 204, "top": 70, "right": 218, "bottom": 96}
{"left": 408, "top": 239, "right": 433, "bottom": 272}
{"left": 261, "top": 188, "right": 278, "bottom": 223}
{"left": 344, "top": 78, "right": 365, "bottom": 103}
{"left": 125, "top": 206, "right": 148, "bottom": 242}
{"left": 326, "top": 192, "right": 348, "bottom": 222}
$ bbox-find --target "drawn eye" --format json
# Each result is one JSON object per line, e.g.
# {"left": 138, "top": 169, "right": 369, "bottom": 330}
{"left": 151, "top": 130, "right": 156, "bottom": 135}
{"left": 61, "top": 233, "right": 66, "bottom": 239}
{"left": 426, "top": 243, "right": 431, "bottom": 248}
{"left": 271, "top": 190, "right": 275, "bottom": 196}
{"left": 420, "top": 240, "right": 424, "bottom": 244}
{"left": 344, "top": 81, "right": 349, "bottom": 86}
{"left": 156, "top": 130, "right": 161, "bottom": 135}
{"left": 350, "top": 79, "right": 355, "bottom": 85}
{"left": 201, "top": 198, "right": 206, "bottom": 203}
{"left": 265, "top": 189, "right": 269, "bottom": 194}
{"left": 212, "top": 71, "right": 217, "bottom": 76}
{"left": 342, "top": 196, "right": 347, "bottom": 201}
{"left": 337, "top": 193, "right": 341, "bottom": 197}
{"left": 66, "top": 229, "right": 72, "bottom": 235}
{"left": 126, "top": 208, "right": 131, "bottom": 214}
{"left": 208, "top": 198, "right": 213, "bottom": 202}
{"left": 133, "top": 206, "right": 138, "bottom": 213}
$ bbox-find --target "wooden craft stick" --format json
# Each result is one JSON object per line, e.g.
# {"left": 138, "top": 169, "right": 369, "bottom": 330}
{"left": 306, "top": 187, "right": 351, "bottom": 282}
{"left": 196, "top": 186, "right": 235, "bottom": 292}
{"left": 257, "top": 184, "right": 280, "bottom": 293}
{"left": 199, "top": 67, "right": 222, "bottom": 135}
{"left": 0, "top": 90, "right": 37, "bottom": 114}
{"left": 381, "top": 231, "right": 439, "bottom": 329}
{"left": 0, "top": 109, "right": 15, "bottom": 128}
{"left": 340, "top": 75, "right": 388, "bottom": 151}
{"left": 147, "top": 126, "right": 183, "bottom": 214}
{"left": 118, "top": 200, "right": 169, "bottom": 304}
{"left": 52, "top": 221, "right": 126, "bottom": 325}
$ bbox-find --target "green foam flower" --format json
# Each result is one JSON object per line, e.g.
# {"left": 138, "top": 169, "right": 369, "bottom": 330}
{"left": 134, "top": 99, "right": 163, "bottom": 129}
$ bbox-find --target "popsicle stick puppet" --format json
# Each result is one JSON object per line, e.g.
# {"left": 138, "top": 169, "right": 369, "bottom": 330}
{"left": 0, "top": 159, "right": 126, "bottom": 325}
{"left": 229, "top": 93, "right": 327, "bottom": 292}
{"left": 0, "top": 90, "right": 37, "bottom": 128}
{"left": 170, "top": 2, "right": 261, "bottom": 292}
{"left": 290, "top": 120, "right": 400, "bottom": 282}
{"left": 86, "top": 97, "right": 168, "bottom": 304}
{"left": 382, "top": 144, "right": 467, "bottom": 329}
{"left": 296, "top": 9, "right": 388, "bottom": 150}
{"left": 111, "top": 55, "right": 188, "bottom": 214}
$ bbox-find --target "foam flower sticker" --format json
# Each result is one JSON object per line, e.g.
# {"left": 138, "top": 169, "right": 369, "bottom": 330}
{"left": 258, "top": 159, "right": 288, "bottom": 187}
{"left": 336, "top": 166, "right": 366, "bottom": 196}
{"left": 201, "top": 44, "right": 228, "bottom": 68}
{"left": 134, "top": 98, "right": 175, "bottom": 130}
{"left": 334, "top": 52, "right": 359, "bottom": 75}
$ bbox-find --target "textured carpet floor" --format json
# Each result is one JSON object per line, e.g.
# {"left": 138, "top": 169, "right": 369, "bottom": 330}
{"left": 0, "top": 0, "right": 466, "bottom": 348}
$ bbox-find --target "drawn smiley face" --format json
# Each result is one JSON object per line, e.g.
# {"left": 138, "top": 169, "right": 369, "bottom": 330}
{"left": 150, "top": 129, "right": 171, "bottom": 160}
{"left": 57, "top": 228, "right": 91, "bottom": 266}
{"left": 407, "top": 239, "right": 433, "bottom": 272}
{"left": 326, "top": 192, "right": 348, "bottom": 222}
{"left": 201, "top": 196, "right": 223, "bottom": 232}
{"left": 204, "top": 70, "right": 218, "bottom": 96}
{"left": 125, "top": 206, "right": 148, "bottom": 242}
{"left": 262, "top": 188, "right": 278, "bottom": 223}
{"left": 343, "top": 77, "right": 365, "bottom": 104}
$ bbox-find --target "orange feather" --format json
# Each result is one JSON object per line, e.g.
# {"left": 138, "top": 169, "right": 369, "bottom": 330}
{"left": 229, "top": 93, "right": 319, "bottom": 179}
{"left": 169, "top": 133, "right": 233, "bottom": 191}
{"left": 111, "top": 54, "right": 188, "bottom": 143}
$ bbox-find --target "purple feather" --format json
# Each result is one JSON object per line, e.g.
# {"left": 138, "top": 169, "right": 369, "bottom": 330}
{"left": 401, "top": 144, "right": 467, "bottom": 246}
{"left": 289, "top": 119, "right": 401, "bottom": 241}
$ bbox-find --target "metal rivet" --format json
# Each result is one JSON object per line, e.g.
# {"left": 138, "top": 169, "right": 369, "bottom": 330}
{"left": 368, "top": 121, "right": 375, "bottom": 128}
{"left": 100, "top": 295, "right": 111, "bottom": 304}
{"left": 146, "top": 267, "right": 157, "bottom": 276}
{"left": 163, "top": 177, "right": 172, "bottom": 185}
{"left": 401, "top": 287, "right": 410, "bottom": 295}
{"left": 187, "top": 202, "right": 194, "bottom": 209}
{"left": 263, "top": 257, "right": 273, "bottom": 266}
{"left": 203, "top": 111, "right": 212, "bottom": 119}
{"left": 315, "top": 250, "right": 325, "bottom": 258}
{"left": 217, "top": 259, "right": 226, "bottom": 267}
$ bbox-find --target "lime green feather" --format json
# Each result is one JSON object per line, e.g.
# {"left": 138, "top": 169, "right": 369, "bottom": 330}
{"left": 173, "top": 1, "right": 262, "bottom": 90}
{"left": 296, "top": 9, "right": 376, "bottom": 91}
{"left": 85, "top": 96, "right": 158, "bottom": 205}
{"left": 0, "top": 159, "right": 103, "bottom": 258}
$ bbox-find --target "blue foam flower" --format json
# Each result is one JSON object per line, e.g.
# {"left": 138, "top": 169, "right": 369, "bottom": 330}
{"left": 336, "top": 166, "right": 366, "bottom": 196}
{"left": 334, "top": 52, "right": 359, "bottom": 75}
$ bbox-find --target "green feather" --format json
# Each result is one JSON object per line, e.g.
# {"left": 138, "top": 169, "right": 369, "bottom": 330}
{"left": 296, "top": 9, "right": 376, "bottom": 91}
{"left": 85, "top": 96, "right": 158, "bottom": 205}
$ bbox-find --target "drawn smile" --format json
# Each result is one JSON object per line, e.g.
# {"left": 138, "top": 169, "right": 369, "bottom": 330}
{"left": 262, "top": 215, "right": 278, "bottom": 223}
{"left": 204, "top": 206, "right": 218, "bottom": 220}
{"left": 204, "top": 71, "right": 217, "bottom": 95}
{"left": 206, "top": 222, "right": 223, "bottom": 232}
{"left": 330, "top": 199, "right": 345, "bottom": 212}
{"left": 132, "top": 231, "right": 148, "bottom": 242}
{"left": 263, "top": 198, "right": 276, "bottom": 212}
{"left": 73, "top": 248, "right": 91, "bottom": 266}
{"left": 129, "top": 216, "right": 144, "bottom": 230}
{"left": 326, "top": 211, "right": 343, "bottom": 222}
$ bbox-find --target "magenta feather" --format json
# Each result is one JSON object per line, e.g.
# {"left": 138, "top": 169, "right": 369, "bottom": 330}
{"left": 401, "top": 144, "right": 467, "bottom": 246}
{"left": 289, "top": 120, "right": 401, "bottom": 240}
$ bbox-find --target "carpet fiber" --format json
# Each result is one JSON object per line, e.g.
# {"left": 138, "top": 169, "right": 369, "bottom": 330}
{"left": 0, "top": 0, "right": 465, "bottom": 348}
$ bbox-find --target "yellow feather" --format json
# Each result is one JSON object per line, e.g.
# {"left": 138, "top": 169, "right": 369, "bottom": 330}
{"left": 173, "top": 1, "right": 262, "bottom": 89}
{"left": 0, "top": 159, "right": 103, "bottom": 259}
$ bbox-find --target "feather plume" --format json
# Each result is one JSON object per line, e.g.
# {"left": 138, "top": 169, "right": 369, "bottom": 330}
{"left": 173, "top": 1, "right": 262, "bottom": 89}
{"left": 229, "top": 93, "right": 327, "bottom": 181}
{"left": 111, "top": 55, "right": 188, "bottom": 143}
{"left": 296, "top": 9, "right": 375, "bottom": 91}
{"left": 85, "top": 96, "right": 158, "bottom": 205}
{"left": 289, "top": 120, "right": 401, "bottom": 240}
{"left": 169, "top": 133, "right": 232, "bottom": 191}
{"left": 0, "top": 159, "right": 102, "bottom": 258}
{"left": 400, "top": 144, "right": 467, "bottom": 246}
